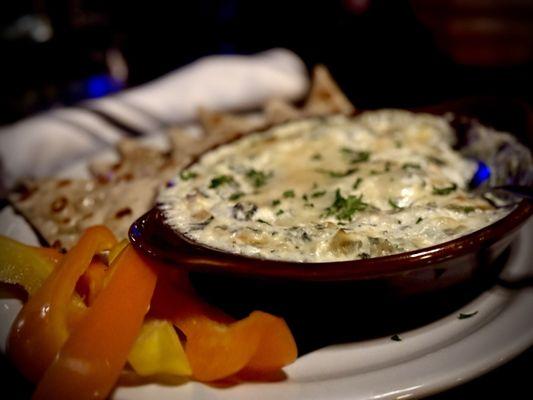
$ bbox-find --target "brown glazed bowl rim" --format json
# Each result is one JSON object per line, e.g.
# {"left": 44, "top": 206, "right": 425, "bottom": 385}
{"left": 129, "top": 102, "right": 533, "bottom": 281}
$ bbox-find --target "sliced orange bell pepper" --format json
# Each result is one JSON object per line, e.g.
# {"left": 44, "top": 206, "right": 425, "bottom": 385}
{"left": 240, "top": 311, "right": 297, "bottom": 373}
{"left": 108, "top": 238, "right": 130, "bottom": 264}
{"left": 184, "top": 315, "right": 264, "bottom": 381}
{"left": 75, "top": 239, "right": 131, "bottom": 306}
{"left": 150, "top": 274, "right": 297, "bottom": 381}
{"left": 0, "top": 235, "right": 56, "bottom": 295}
{"left": 76, "top": 259, "right": 108, "bottom": 306}
{"left": 7, "top": 226, "right": 117, "bottom": 382}
{"left": 33, "top": 245, "right": 158, "bottom": 400}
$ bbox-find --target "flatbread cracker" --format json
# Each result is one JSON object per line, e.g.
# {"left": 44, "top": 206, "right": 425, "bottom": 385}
{"left": 88, "top": 139, "right": 182, "bottom": 183}
{"left": 168, "top": 127, "right": 210, "bottom": 160}
{"left": 8, "top": 177, "right": 163, "bottom": 249}
{"left": 264, "top": 98, "right": 301, "bottom": 125}
{"left": 198, "top": 107, "right": 266, "bottom": 145}
{"left": 9, "top": 178, "right": 107, "bottom": 249}
{"left": 303, "top": 65, "right": 355, "bottom": 117}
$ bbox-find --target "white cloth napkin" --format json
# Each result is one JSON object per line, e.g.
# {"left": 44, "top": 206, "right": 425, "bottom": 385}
{"left": 0, "top": 48, "right": 308, "bottom": 191}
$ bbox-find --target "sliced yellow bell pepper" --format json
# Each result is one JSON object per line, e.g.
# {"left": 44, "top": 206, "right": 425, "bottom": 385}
{"left": 0, "top": 235, "right": 55, "bottom": 295}
{"left": 108, "top": 238, "right": 130, "bottom": 264}
{"left": 128, "top": 319, "right": 191, "bottom": 377}
{"left": 7, "top": 226, "right": 117, "bottom": 382}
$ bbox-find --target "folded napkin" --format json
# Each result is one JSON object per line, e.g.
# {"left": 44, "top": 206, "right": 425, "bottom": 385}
{"left": 0, "top": 48, "right": 308, "bottom": 191}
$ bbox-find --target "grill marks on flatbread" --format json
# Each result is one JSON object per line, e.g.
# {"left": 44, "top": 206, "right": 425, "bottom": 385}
{"left": 9, "top": 178, "right": 162, "bottom": 250}
{"left": 9, "top": 65, "right": 356, "bottom": 248}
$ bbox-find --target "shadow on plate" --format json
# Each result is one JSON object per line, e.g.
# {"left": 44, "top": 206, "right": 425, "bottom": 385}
{"left": 190, "top": 246, "right": 512, "bottom": 356}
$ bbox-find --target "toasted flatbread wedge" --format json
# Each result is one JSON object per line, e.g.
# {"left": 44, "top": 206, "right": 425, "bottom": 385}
{"left": 8, "top": 177, "right": 163, "bottom": 249}
{"left": 80, "top": 178, "right": 163, "bottom": 243}
{"left": 303, "top": 65, "right": 355, "bottom": 117}
{"left": 9, "top": 178, "right": 107, "bottom": 249}
{"left": 264, "top": 98, "right": 301, "bottom": 125}
{"left": 198, "top": 108, "right": 266, "bottom": 145}
{"left": 168, "top": 127, "right": 210, "bottom": 160}
{"left": 88, "top": 139, "right": 182, "bottom": 183}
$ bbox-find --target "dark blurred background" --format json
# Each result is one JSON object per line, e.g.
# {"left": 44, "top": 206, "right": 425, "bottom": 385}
{"left": 1, "top": 0, "right": 533, "bottom": 124}
{"left": 1, "top": 1, "right": 533, "bottom": 398}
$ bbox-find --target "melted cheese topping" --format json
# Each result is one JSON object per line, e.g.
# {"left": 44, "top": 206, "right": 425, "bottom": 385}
{"left": 158, "top": 110, "right": 510, "bottom": 262}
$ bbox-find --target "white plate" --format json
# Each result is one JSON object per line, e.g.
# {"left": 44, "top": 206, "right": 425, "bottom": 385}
{"left": 1, "top": 145, "right": 532, "bottom": 399}
{"left": 2, "top": 208, "right": 532, "bottom": 399}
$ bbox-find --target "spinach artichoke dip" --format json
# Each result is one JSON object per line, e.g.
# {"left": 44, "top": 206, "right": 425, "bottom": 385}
{"left": 158, "top": 110, "right": 510, "bottom": 263}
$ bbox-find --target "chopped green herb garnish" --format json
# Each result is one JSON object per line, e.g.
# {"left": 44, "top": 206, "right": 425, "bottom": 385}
{"left": 283, "top": 190, "right": 295, "bottom": 198}
{"left": 352, "top": 177, "right": 363, "bottom": 190}
{"left": 209, "top": 175, "right": 234, "bottom": 188}
{"left": 448, "top": 205, "right": 476, "bottom": 214}
{"left": 302, "top": 194, "right": 309, "bottom": 202}
{"left": 384, "top": 161, "right": 392, "bottom": 172}
{"left": 276, "top": 209, "right": 284, "bottom": 216}
{"left": 432, "top": 183, "right": 458, "bottom": 195}
{"left": 341, "top": 148, "right": 371, "bottom": 164}
{"left": 427, "top": 156, "right": 446, "bottom": 166}
{"left": 458, "top": 311, "right": 478, "bottom": 320}
{"left": 416, "top": 217, "right": 423, "bottom": 224}
{"left": 180, "top": 170, "right": 198, "bottom": 180}
{"left": 257, "top": 219, "right": 271, "bottom": 225}
{"left": 189, "top": 216, "right": 214, "bottom": 231}
{"left": 391, "top": 334, "right": 402, "bottom": 342}
{"left": 311, "top": 190, "right": 326, "bottom": 198}
{"left": 301, "top": 232, "right": 312, "bottom": 242}
{"left": 358, "top": 252, "right": 371, "bottom": 259}
{"left": 229, "top": 192, "right": 245, "bottom": 201}
{"left": 232, "top": 202, "right": 257, "bottom": 221}
{"left": 245, "top": 169, "right": 272, "bottom": 188}
{"left": 317, "top": 168, "right": 358, "bottom": 178}
{"left": 271, "top": 199, "right": 281, "bottom": 207}
{"left": 311, "top": 153, "right": 322, "bottom": 161}
{"left": 402, "top": 163, "right": 421, "bottom": 170}
{"left": 388, "top": 198, "right": 403, "bottom": 210}
{"left": 324, "top": 189, "right": 368, "bottom": 221}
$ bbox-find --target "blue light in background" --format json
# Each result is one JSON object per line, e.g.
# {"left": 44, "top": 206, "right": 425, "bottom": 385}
{"left": 469, "top": 160, "right": 491, "bottom": 189}
{"left": 85, "top": 74, "right": 123, "bottom": 98}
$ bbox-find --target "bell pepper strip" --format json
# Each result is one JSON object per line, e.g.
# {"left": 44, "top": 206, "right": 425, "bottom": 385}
{"left": 108, "top": 239, "right": 130, "bottom": 265}
{"left": 75, "top": 239, "right": 130, "bottom": 306}
{"left": 150, "top": 279, "right": 254, "bottom": 381}
{"left": 128, "top": 319, "right": 191, "bottom": 377}
{"left": 150, "top": 275, "right": 297, "bottom": 381}
{"left": 66, "top": 295, "right": 88, "bottom": 331}
{"left": 150, "top": 272, "right": 233, "bottom": 327}
{"left": 76, "top": 259, "right": 108, "bottom": 306}
{"left": 32, "top": 247, "right": 64, "bottom": 265}
{"left": 239, "top": 311, "right": 297, "bottom": 373}
{"left": 33, "top": 245, "right": 158, "bottom": 400}
{"left": 185, "top": 316, "right": 264, "bottom": 381}
{"left": 7, "top": 226, "right": 117, "bottom": 382}
{"left": 0, "top": 235, "right": 55, "bottom": 295}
